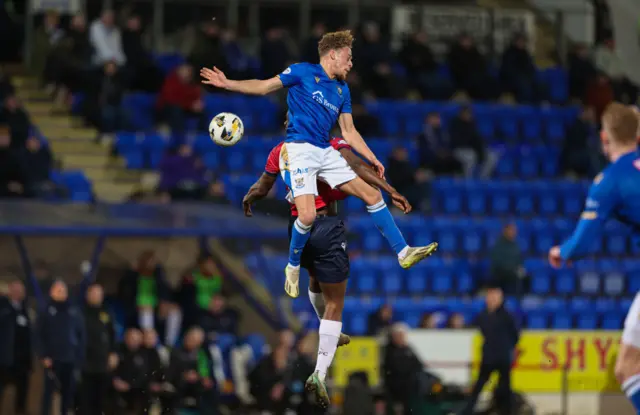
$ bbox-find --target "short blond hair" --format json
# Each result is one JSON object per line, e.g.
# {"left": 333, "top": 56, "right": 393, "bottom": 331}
{"left": 602, "top": 102, "right": 639, "bottom": 145}
{"left": 318, "top": 30, "right": 354, "bottom": 56}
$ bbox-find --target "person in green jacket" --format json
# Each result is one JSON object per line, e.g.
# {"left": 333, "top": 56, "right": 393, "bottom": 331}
{"left": 177, "top": 254, "right": 224, "bottom": 329}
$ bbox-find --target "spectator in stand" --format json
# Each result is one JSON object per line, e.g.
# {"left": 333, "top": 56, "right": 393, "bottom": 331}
{"left": 168, "top": 327, "right": 218, "bottom": 413}
{"left": 448, "top": 34, "right": 498, "bottom": 100}
{"left": 586, "top": 72, "right": 614, "bottom": 119}
{"left": 354, "top": 22, "right": 396, "bottom": 98}
{"left": 39, "top": 280, "right": 86, "bottom": 415}
{"left": 0, "top": 135, "right": 28, "bottom": 198}
{"left": 446, "top": 313, "right": 466, "bottom": 329}
{"left": 387, "top": 146, "right": 430, "bottom": 212}
{"left": 0, "top": 69, "right": 15, "bottom": 101}
{"left": 221, "top": 29, "right": 253, "bottom": 80}
{"left": 1, "top": 94, "right": 31, "bottom": 150}
{"left": 594, "top": 38, "right": 638, "bottom": 104}
{"left": 117, "top": 250, "right": 182, "bottom": 347}
{"left": 367, "top": 303, "right": 393, "bottom": 337}
{"left": 48, "top": 14, "right": 92, "bottom": 103}
{"left": 122, "top": 14, "right": 163, "bottom": 92}
{"left": 260, "top": 27, "right": 293, "bottom": 79}
{"left": 500, "top": 34, "right": 540, "bottom": 103}
{"left": 205, "top": 178, "right": 230, "bottom": 205}
{"left": 400, "top": 31, "right": 452, "bottom": 100}
{"left": 560, "top": 106, "right": 600, "bottom": 177}
{"left": 33, "top": 10, "right": 63, "bottom": 85}
{"left": 301, "top": 22, "right": 326, "bottom": 64}
{"left": 18, "top": 136, "right": 54, "bottom": 198}
{"left": 568, "top": 43, "right": 597, "bottom": 101}
{"left": 142, "top": 329, "right": 171, "bottom": 414}
{"left": 156, "top": 63, "right": 207, "bottom": 135}
{"left": 383, "top": 323, "right": 423, "bottom": 414}
{"left": 84, "top": 60, "right": 129, "bottom": 143}
{"left": 178, "top": 254, "right": 224, "bottom": 329}
{"left": 113, "top": 328, "right": 152, "bottom": 413}
{"left": 248, "top": 339, "right": 291, "bottom": 413}
{"left": 89, "top": 9, "right": 126, "bottom": 68}
{"left": 199, "top": 294, "right": 240, "bottom": 342}
{"left": 189, "top": 21, "right": 228, "bottom": 76}
{"left": 451, "top": 106, "right": 498, "bottom": 178}
{"left": 489, "top": 223, "right": 527, "bottom": 296}
{"left": 342, "top": 371, "right": 376, "bottom": 415}
{"left": 79, "top": 284, "right": 118, "bottom": 415}
{"left": 416, "top": 112, "right": 463, "bottom": 175}
{"left": 157, "top": 143, "right": 209, "bottom": 200}
{"left": 344, "top": 72, "right": 379, "bottom": 135}
{"left": 0, "top": 280, "right": 31, "bottom": 415}
{"left": 419, "top": 312, "right": 439, "bottom": 329}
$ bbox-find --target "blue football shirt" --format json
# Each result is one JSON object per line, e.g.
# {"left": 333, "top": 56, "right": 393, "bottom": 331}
{"left": 277, "top": 63, "right": 352, "bottom": 148}
{"left": 560, "top": 151, "right": 640, "bottom": 259}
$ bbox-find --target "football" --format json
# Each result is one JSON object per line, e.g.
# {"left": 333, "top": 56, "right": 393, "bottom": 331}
{"left": 209, "top": 112, "right": 244, "bottom": 146}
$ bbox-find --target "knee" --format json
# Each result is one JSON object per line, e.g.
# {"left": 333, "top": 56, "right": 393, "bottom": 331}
{"left": 361, "top": 187, "right": 383, "bottom": 206}
{"left": 324, "top": 299, "right": 344, "bottom": 319}
{"left": 296, "top": 210, "right": 316, "bottom": 227}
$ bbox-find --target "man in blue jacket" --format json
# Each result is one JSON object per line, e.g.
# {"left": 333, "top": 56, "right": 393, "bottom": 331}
{"left": 38, "top": 280, "right": 86, "bottom": 415}
{"left": 0, "top": 279, "right": 32, "bottom": 415}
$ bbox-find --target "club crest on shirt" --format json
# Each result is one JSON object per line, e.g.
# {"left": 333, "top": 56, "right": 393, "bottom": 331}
{"left": 593, "top": 172, "right": 603, "bottom": 184}
{"left": 295, "top": 177, "right": 305, "bottom": 189}
{"left": 337, "top": 86, "right": 342, "bottom": 95}
{"left": 315, "top": 76, "right": 320, "bottom": 83}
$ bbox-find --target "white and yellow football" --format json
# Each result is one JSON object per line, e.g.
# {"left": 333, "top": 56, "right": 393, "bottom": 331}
{"left": 209, "top": 112, "right": 244, "bottom": 146}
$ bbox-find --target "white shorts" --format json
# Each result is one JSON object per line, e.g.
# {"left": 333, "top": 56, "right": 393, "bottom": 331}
{"left": 623, "top": 292, "right": 640, "bottom": 348}
{"left": 279, "top": 142, "right": 357, "bottom": 197}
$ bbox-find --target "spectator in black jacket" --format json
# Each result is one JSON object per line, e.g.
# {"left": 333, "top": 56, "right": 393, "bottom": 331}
{"left": 366, "top": 304, "right": 393, "bottom": 337}
{"left": 84, "top": 60, "right": 129, "bottom": 142}
{"left": 39, "top": 280, "right": 86, "bottom": 415}
{"left": 168, "top": 327, "right": 218, "bottom": 413}
{"left": 248, "top": 341, "right": 290, "bottom": 413}
{"left": 0, "top": 134, "right": 28, "bottom": 198}
{"left": 451, "top": 107, "right": 499, "bottom": 178}
{"left": 199, "top": 294, "right": 240, "bottom": 342}
{"left": 387, "top": 146, "right": 430, "bottom": 212}
{"left": 113, "top": 328, "right": 151, "bottom": 414}
{"left": 18, "top": 136, "right": 54, "bottom": 198}
{"left": 1, "top": 95, "right": 31, "bottom": 150}
{"left": 0, "top": 280, "right": 31, "bottom": 415}
{"left": 461, "top": 287, "right": 519, "bottom": 415}
{"left": 399, "top": 31, "right": 452, "bottom": 100}
{"left": 500, "top": 34, "right": 540, "bottom": 103}
{"left": 383, "top": 323, "right": 423, "bottom": 415}
{"left": 142, "top": 329, "right": 172, "bottom": 413}
{"left": 122, "top": 15, "right": 163, "bottom": 92}
{"left": 79, "top": 284, "right": 117, "bottom": 415}
{"left": 416, "top": 113, "right": 463, "bottom": 175}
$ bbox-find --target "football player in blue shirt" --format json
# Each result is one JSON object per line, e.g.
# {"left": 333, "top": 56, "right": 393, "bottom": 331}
{"left": 201, "top": 30, "right": 437, "bottom": 297}
{"left": 548, "top": 102, "right": 640, "bottom": 414}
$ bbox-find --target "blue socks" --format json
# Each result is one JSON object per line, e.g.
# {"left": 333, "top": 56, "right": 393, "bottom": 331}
{"left": 367, "top": 200, "right": 409, "bottom": 256}
{"left": 289, "top": 218, "right": 312, "bottom": 266}
{"left": 623, "top": 374, "right": 640, "bottom": 414}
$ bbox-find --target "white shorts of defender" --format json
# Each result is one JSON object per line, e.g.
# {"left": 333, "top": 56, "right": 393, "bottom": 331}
{"left": 623, "top": 292, "right": 640, "bottom": 348}
{"left": 278, "top": 141, "right": 357, "bottom": 197}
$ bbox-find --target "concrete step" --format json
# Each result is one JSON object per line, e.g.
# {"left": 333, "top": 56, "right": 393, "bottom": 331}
{"left": 17, "top": 89, "right": 51, "bottom": 102}
{"left": 82, "top": 166, "right": 142, "bottom": 183}
{"left": 45, "top": 128, "right": 96, "bottom": 140}
{"left": 32, "top": 115, "right": 83, "bottom": 129}
{"left": 92, "top": 181, "right": 137, "bottom": 202}
{"left": 60, "top": 153, "right": 124, "bottom": 169}
{"left": 21, "top": 101, "right": 56, "bottom": 113}
{"left": 48, "top": 140, "right": 107, "bottom": 155}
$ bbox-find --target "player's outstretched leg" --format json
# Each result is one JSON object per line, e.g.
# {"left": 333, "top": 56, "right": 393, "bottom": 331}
{"left": 341, "top": 178, "right": 438, "bottom": 268}
{"left": 285, "top": 195, "right": 317, "bottom": 298}
{"left": 306, "top": 279, "right": 347, "bottom": 408}
{"left": 617, "top": 295, "right": 640, "bottom": 414}
{"left": 309, "top": 275, "right": 349, "bottom": 347}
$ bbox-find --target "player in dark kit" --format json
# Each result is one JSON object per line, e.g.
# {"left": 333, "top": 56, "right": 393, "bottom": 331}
{"left": 242, "top": 135, "right": 412, "bottom": 408}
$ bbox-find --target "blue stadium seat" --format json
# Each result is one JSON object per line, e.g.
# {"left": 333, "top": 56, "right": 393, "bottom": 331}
{"left": 604, "top": 273, "right": 625, "bottom": 296}
{"left": 531, "top": 272, "right": 551, "bottom": 294}
{"left": 579, "top": 272, "right": 601, "bottom": 295}
{"left": 602, "top": 313, "right": 623, "bottom": 330}
{"left": 432, "top": 269, "right": 453, "bottom": 294}
{"left": 555, "top": 269, "right": 576, "bottom": 294}
{"left": 552, "top": 314, "right": 573, "bottom": 329}
{"left": 407, "top": 265, "right": 428, "bottom": 293}
{"left": 527, "top": 311, "right": 548, "bottom": 329}
{"left": 576, "top": 313, "right": 598, "bottom": 329}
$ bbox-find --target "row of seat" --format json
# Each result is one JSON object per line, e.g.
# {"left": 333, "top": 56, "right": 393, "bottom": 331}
{"left": 49, "top": 170, "right": 93, "bottom": 202}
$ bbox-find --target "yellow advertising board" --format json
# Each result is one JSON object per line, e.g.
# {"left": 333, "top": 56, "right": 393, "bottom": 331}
{"left": 472, "top": 331, "right": 621, "bottom": 392}
{"left": 332, "top": 337, "right": 380, "bottom": 387}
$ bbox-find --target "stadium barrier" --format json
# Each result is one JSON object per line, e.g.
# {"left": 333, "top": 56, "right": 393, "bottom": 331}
{"left": 333, "top": 330, "right": 634, "bottom": 415}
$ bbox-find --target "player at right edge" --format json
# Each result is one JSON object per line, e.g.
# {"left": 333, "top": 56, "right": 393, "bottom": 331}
{"left": 201, "top": 30, "right": 437, "bottom": 299}
{"left": 548, "top": 102, "right": 640, "bottom": 414}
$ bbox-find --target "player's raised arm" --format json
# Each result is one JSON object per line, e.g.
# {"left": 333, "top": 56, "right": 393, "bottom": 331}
{"left": 242, "top": 173, "right": 277, "bottom": 217}
{"left": 338, "top": 112, "right": 384, "bottom": 177}
{"left": 549, "top": 173, "right": 618, "bottom": 267}
{"left": 200, "top": 66, "right": 283, "bottom": 96}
